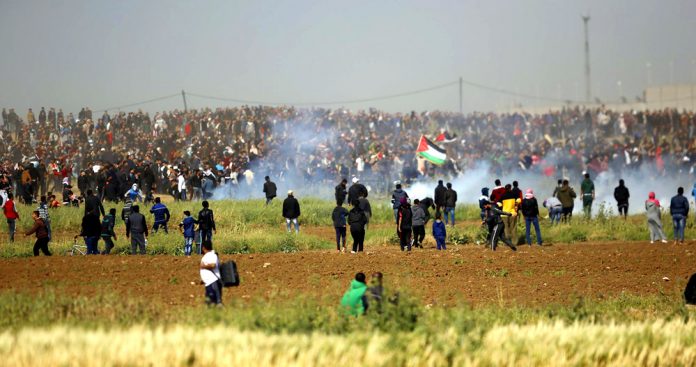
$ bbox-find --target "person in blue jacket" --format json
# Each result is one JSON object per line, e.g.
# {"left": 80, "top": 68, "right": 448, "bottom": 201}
{"left": 432, "top": 212, "right": 447, "bottom": 250}
{"left": 150, "top": 197, "right": 171, "bottom": 234}
{"left": 178, "top": 210, "right": 198, "bottom": 256}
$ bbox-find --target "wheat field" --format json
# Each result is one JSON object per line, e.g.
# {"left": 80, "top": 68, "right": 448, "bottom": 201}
{"left": 1, "top": 320, "right": 695, "bottom": 366}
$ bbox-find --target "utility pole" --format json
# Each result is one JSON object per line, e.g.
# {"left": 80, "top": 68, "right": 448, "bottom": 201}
{"left": 582, "top": 15, "right": 591, "bottom": 103}
{"left": 458, "top": 76, "right": 463, "bottom": 114}
{"left": 181, "top": 90, "right": 188, "bottom": 112}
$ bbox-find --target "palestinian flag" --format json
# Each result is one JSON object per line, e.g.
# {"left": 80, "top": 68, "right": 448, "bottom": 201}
{"left": 416, "top": 135, "right": 446, "bottom": 165}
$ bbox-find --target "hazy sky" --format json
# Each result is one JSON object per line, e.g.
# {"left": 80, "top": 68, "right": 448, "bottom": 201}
{"left": 1, "top": 0, "right": 695, "bottom": 115}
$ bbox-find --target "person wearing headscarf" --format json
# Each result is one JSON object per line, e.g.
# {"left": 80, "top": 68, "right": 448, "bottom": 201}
{"left": 646, "top": 192, "right": 668, "bottom": 244}
{"left": 520, "top": 189, "right": 542, "bottom": 246}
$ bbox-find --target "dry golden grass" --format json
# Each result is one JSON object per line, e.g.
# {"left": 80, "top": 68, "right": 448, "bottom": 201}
{"left": 1, "top": 320, "right": 695, "bottom": 366}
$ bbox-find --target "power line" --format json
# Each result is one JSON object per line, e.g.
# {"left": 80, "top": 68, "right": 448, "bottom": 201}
{"left": 187, "top": 80, "right": 460, "bottom": 106}
{"left": 93, "top": 93, "right": 181, "bottom": 113}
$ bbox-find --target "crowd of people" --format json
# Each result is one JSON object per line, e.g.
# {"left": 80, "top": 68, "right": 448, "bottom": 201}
{"left": 1, "top": 104, "right": 695, "bottom": 208}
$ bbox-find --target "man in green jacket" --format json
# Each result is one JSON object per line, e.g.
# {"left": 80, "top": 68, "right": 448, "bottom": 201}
{"left": 580, "top": 172, "right": 595, "bottom": 219}
{"left": 340, "top": 272, "right": 368, "bottom": 316}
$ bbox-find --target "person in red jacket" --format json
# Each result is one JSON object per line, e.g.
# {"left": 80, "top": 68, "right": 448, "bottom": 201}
{"left": 3, "top": 193, "right": 19, "bottom": 242}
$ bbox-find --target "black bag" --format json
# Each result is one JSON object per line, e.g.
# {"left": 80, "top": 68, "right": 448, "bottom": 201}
{"left": 685, "top": 273, "right": 696, "bottom": 305}
{"left": 220, "top": 261, "right": 240, "bottom": 287}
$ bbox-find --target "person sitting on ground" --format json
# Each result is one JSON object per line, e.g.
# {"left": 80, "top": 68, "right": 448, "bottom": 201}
{"left": 200, "top": 240, "right": 222, "bottom": 306}
{"left": 340, "top": 272, "right": 368, "bottom": 316}
{"left": 25, "top": 210, "right": 51, "bottom": 256}
{"left": 48, "top": 194, "right": 61, "bottom": 208}
{"left": 432, "top": 212, "right": 447, "bottom": 250}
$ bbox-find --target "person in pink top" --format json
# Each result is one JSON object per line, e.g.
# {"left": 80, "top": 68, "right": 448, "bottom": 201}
{"left": 645, "top": 192, "right": 668, "bottom": 244}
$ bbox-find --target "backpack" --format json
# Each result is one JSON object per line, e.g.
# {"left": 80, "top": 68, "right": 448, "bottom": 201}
{"left": 220, "top": 261, "right": 240, "bottom": 287}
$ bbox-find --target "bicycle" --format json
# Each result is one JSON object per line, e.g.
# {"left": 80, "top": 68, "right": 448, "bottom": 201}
{"left": 65, "top": 237, "right": 87, "bottom": 256}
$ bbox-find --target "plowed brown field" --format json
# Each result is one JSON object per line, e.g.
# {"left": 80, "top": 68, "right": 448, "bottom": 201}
{"left": 2, "top": 241, "right": 695, "bottom": 307}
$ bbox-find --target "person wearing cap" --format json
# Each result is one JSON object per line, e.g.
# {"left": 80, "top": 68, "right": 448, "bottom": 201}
{"left": 520, "top": 189, "right": 542, "bottom": 246}
{"left": 391, "top": 182, "right": 409, "bottom": 224}
{"left": 263, "top": 176, "right": 277, "bottom": 206}
{"left": 347, "top": 177, "right": 367, "bottom": 207}
{"left": 282, "top": 190, "right": 301, "bottom": 234}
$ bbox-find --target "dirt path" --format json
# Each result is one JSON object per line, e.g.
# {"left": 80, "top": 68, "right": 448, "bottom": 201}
{"left": 1, "top": 241, "right": 694, "bottom": 307}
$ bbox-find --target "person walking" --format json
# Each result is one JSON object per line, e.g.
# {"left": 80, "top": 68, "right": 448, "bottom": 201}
{"left": 121, "top": 197, "right": 133, "bottom": 229}
{"left": 397, "top": 197, "right": 413, "bottom": 251}
{"left": 179, "top": 210, "right": 197, "bottom": 257}
{"left": 25, "top": 210, "right": 51, "bottom": 256}
{"left": 411, "top": 199, "right": 426, "bottom": 248}
{"left": 391, "top": 182, "right": 409, "bottom": 224}
{"left": 79, "top": 209, "right": 102, "bottom": 255}
{"left": 556, "top": 180, "right": 577, "bottom": 223}
{"left": 614, "top": 179, "right": 630, "bottom": 219}
{"left": 487, "top": 202, "right": 517, "bottom": 252}
{"left": 282, "top": 190, "right": 301, "bottom": 234}
{"left": 434, "top": 180, "right": 447, "bottom": 214}
{"left": 669, "top": 187, "right": 689, "bottom": 244}
{"left": 340, "top": 272, "right": 368, "bottom": 316}
{"left": 200, "top": 240, "right": 222, "bottom": 306}
{"left": 500, "top": 184, "right": 521, "bottom": 244}
{"left": 37, "top": 195, "right": 51, "bottom": 241}
{"left": 521, "top": 189, "right": 543, "bottom": 246}
{"left": 100, "top": 208, "right": 118, "bottom": 255}
{"left": 197, "top": 200, "right": 216, "bottom": 247}
{"left": 150, "top": 197, "right": 171, "bottom": 234}
{"left": 126, "top": 205, "right": 149, "bottom": 255}
{"left": 580, "top": 173, "right": 595, "bottom": 219}
{"left": 263, "top": 176, "right": 277, "bottom": 205}
{"left": 432, "top": 212, "right": 447, "bottom": 250}
{"left": 645, "top": 192, "right": 668, "bottom": 244}
{"left": 3, "top": 192, "right": 19, "bottom": 242}
{"left": 332, "top": 200, "right": 349, "bottom": 253}
{"left": 443, "top": 183, "right": 457, "bottom": 227}
{"left": 348, "top": 200, "right": 367, "bottom": 253}
{"left": 357, "top": 194, "right": 372, "bottom": 230}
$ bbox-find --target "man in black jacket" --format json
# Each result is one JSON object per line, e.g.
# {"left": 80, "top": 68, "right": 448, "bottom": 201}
{"left": 282, "top": 190, "right": 301, "bottom": 234}
{"left": 434, "top": 180, "right": 447, "bottom": 214}
{"left": 335, "top": 178, "right": 348, "bottom": 205}
{"left": 126, "top": 205, "right": 149, "bottom": 255}
{"left": 444, "top": 183, "right": 457, "bottom": 226}
{"left": 613, "top": 179, "right": 630, "bottom": 219}
{"left": 347, "top": 177, "right": 367, "bottom": 207}
{"left": 263, "top": 176, "right": 277, "bottom": 205}
{"left": 84, "top": 189, "right": 105, "bottom": 218}
{"left": 670, "top": 187, "right": 689, "bottom": 244}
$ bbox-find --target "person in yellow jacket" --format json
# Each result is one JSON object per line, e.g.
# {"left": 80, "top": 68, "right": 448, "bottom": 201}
{"left": 500, "top": 184, "right": 521, "bottom": 245}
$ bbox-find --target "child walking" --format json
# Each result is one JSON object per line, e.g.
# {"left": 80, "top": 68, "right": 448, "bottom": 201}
{"left": 179, "top": 210, "right": 198, "bottom": 257}
{"left": 432, "top": 212, "right": 447, "bottom": 250}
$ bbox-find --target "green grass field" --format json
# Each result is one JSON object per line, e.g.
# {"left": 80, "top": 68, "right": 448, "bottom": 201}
{"left": 2, "top": 198, "right": 694, "bottom": 257}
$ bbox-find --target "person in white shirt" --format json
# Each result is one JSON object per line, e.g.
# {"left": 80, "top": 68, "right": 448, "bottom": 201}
{"left": 199, "top": 240, "right": 222, "bottom": 305}
{"left": 177, "top": 171, "right": 187, "bottom": 201}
